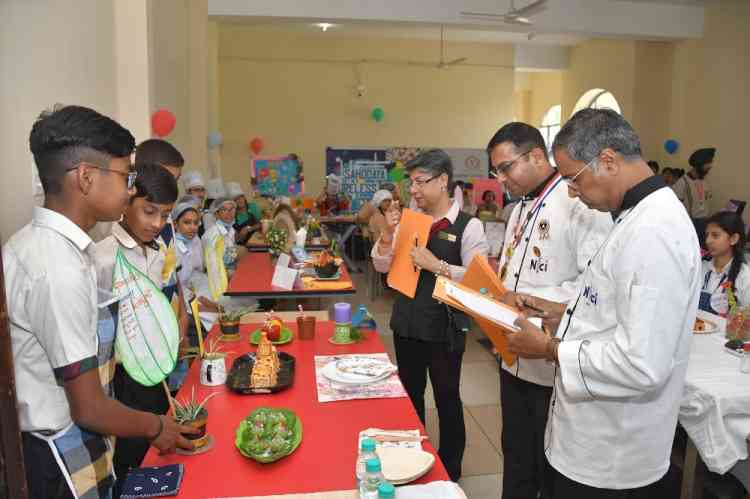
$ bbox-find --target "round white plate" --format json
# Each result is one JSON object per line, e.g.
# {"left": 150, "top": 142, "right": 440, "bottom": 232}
{"left": 376, "top": 447, "right": 436, "bottom": 485}
{"left": 321, "top": 361, "right": 393, "bottom": 385}
{"left": 335, "top": 356, "right": 393, "bottom": 380}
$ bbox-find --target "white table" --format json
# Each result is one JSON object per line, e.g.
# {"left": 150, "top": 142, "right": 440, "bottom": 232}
{"left": 678, "top": 312, "right": 750, "bottom": 497}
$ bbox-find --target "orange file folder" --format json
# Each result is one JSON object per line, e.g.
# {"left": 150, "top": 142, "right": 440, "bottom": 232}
{"left": 387, "top": 209, "right": 432, "bottom": 299}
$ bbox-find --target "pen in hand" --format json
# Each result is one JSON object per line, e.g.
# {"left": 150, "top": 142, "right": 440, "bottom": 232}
{"left": 413, "top": 235, "right": 419, "bottom": 273}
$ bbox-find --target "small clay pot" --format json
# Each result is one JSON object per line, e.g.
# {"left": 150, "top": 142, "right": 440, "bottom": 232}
{"left": 182, "top": 409, "right": 209, "bottom": 449}
{"left": 220, "top": 319, "right": 240, "bottom": 335}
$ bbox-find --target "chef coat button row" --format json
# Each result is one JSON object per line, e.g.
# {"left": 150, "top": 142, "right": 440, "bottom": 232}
{"left": 514, "top": 273, "right": 519, "bottom": 278}
{"left": 566, "top": 309, "right": 573, "bottom": 315}
{"left": 525, "top": 238, "right": 530, "bottom": 242}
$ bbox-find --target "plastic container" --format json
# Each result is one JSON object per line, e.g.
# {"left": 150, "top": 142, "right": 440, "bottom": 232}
{"left": 360, "top": 458, "right": 384, "bottom": 499}
{"left": 355, "top": 438, "right": 377, "bottom": 489}
{"left": 378, "top": 482, "right": 395, "bottom": 498}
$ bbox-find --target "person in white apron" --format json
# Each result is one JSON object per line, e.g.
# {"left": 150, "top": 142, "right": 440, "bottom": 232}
{"left": 7, "top": 106, "right": 193, "bottom": 499}
{"left": 700, "top": 211, "right": 750, "bottom": 315}
{"left": 507, "top": 109, "right": 702, "bottom": 497}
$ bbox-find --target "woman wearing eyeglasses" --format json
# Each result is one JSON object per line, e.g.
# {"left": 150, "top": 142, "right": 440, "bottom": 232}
{"left": 371, "top": 149, "right": 489, "bottom": 482}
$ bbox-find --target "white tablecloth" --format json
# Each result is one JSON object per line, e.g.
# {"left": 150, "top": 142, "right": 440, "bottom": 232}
{"left": 679, "top": 312, "right": 750, "bottom": 474}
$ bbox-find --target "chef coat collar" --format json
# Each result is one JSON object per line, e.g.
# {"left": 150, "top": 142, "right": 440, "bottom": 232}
{"left": 524, "top": 171, "right": 559, "bottom": 201}
{"left": 614, "top": 174, "right": 667, "bottom": 221}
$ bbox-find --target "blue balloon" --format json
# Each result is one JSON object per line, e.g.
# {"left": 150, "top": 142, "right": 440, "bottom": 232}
{"left": 664, "top": 139, "right": 679, "bottom": 155}
{"left": 207, "top": 131, "right": 223, "bottom": 148}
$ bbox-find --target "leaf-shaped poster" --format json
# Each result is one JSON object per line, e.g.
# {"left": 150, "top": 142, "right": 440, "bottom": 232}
{"left": 112, "top": 249, "right": 179, "bottom": 386}
{"left": 204, "top": 233, "right": 228, "bottom": 301}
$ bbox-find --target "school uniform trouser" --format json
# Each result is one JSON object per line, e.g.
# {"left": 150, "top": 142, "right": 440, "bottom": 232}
{"left": 21, "top": 432, "right": 76, "bottom": 499}
{"left": 393, "top": 334, "right": 465, "bottom": 482}
{"left": 500, "top": 367, "right": 553, "bottom": 499}
{"left": 112, "top": 364, "right": 170, "bottom": 494}
{"left": 551, "top": 466, "right": 667, "bottom": 499}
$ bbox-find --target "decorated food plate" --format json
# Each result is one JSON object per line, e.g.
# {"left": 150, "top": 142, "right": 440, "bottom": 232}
{"left": 250, "top": 327, "right": 294, "bottom": 345}
{"left": 226, "top": 352, "right": 295, "bottom": 394}
{"left": 321, "top": 356, "right": 396, "bottom": 385}
{"left": 694, "top": 318, "right": 718, "bottom": 334}
{"left": 235, "top": 407, "right": 302, "bottom": 463}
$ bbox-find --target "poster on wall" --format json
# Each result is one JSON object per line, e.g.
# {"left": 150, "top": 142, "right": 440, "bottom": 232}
{"left": 251, "top": 156, "right": 303, "bottom": 197}
{"left": 326, "top": 146, "right": 490, "bottom": 209}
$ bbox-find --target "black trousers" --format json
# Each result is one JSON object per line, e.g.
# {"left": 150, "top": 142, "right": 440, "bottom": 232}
{"left": 393, "top": 334, "right": 465, "bottom": 482}
{"left": 112, "top": 364, "right": 169, "bottom": 495}
{"left": 500, "top": 367, "right": 553, "bottom": 499}
{"left": 551, "top": 466, "right": 667, "bottom": 499}
{"left": 22, "top": 432, "right": 75, "bottom": 499}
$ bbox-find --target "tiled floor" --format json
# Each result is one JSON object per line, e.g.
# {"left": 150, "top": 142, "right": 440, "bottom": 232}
{"left": 323, "top": 269, "right": 504, "bottom": 499}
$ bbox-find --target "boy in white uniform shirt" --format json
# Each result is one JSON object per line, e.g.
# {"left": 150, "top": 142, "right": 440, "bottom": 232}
{"left": 94, "top": 163, "right": 181, "bottom": 487}
{"left": 488, "top": 123, "right": 612, "bottom": 499}
{"left": 5, "top": 105, "right": 193, "bottom": 499}
{"left": 509, "top": 109, "right": 701, "bottom": 498}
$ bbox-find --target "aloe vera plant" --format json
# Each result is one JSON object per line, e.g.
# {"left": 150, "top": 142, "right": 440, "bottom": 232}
{"left": 172, "top": 386, "right": 218, "bottom": 424}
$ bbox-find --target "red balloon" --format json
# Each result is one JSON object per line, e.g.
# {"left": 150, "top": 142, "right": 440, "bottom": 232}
{"left": 250, "top": 137, "right": 264, "bottom": 155}
{"left": 151, "top": 109, "right": 176, "bottom": 137}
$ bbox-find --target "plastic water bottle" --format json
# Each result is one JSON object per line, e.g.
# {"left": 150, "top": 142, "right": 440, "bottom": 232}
{"left": 378, "top": 482, "right": 395, "bottom": 498}
{"left": 355, "top": 439, "right": 377, "bottom": 489}
{"left": 360, "top": 458, "right": 384, "bottom": 498}
{"left": 741, "top": 343, "right": 750, "bottom": 374}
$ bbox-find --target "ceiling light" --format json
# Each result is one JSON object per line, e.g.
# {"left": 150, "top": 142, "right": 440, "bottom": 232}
{"left": 316, "top": 23, "right": 334, "bottom": 32}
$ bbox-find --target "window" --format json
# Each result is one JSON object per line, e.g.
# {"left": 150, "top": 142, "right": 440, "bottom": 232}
{"left": 540, "top": 105, "right": 561, "bottom": 158}
{"left": 572, "top": 89, "right": 622, "bottom": 116}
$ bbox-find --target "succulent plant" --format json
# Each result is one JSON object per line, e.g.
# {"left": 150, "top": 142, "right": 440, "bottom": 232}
{"left": 172, "top": 386, "right": 218, "bottom": 424}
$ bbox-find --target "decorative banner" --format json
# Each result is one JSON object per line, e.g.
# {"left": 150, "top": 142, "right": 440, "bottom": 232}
{"left": 326, "top": 146, "right": 489, "bottom": 209}
{"left": 472, "top": 178, "right": 504, "bottom": 207}
{"left": 251, "top": 155, "right": 303, "bottom": 197}
{"left": 112, "top": 249, "right": 179, "bottom": 386}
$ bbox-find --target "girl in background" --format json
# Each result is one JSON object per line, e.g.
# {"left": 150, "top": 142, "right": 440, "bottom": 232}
{"left": 700, "top": 211, "right": 750, "bottom": 315}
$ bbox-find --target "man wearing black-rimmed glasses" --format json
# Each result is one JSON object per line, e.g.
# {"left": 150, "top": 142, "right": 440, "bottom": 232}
{"left": 488, "top": 123, "right": 612, "bottom": 499}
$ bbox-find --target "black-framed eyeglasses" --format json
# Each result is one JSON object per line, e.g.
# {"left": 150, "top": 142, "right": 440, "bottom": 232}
{"left": 66, "top": 162, "right": 137, "bottom": 189}
{"left": 406, "top": 174, "right": 441, "bottom": 190}
{"left": 494, "top": 150, "right": 531, "bottom": 176}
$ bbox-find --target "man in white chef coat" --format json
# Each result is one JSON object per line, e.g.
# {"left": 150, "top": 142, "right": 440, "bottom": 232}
{"left": 508, "top": 108, "right": 702, "bottom": 498}
{"left": 488, "top": 122, "right": 612, "bottom": 499}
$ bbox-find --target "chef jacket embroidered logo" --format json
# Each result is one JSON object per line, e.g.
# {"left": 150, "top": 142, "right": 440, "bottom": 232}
{"left": 529, "top": 257, "right": 549, "bottom": 273}
{"left": 582, "top": 284, "right": 599, "bottom": 306}
{"left": 538, "top": 219, "right": 550, "bottom": 240}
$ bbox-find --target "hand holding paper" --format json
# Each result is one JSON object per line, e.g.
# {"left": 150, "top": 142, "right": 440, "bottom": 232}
{"left": 506, "top": 316, "right": 550, "bottom": 360}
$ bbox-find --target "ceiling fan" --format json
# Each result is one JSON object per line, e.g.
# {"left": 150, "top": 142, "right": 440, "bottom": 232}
{"left": 437, "top": 25, "right": 467, "bottom": 69}
{"left": 460, "top": 0, "right": 548, "bottom": 26}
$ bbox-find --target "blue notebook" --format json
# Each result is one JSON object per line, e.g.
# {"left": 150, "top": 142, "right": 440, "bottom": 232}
{"left": 120, "top": 464, "right": 184, "bottom": 498}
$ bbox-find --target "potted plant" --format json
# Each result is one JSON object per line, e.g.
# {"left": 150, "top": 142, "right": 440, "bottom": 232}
{"left": 199, "top": 338, "right": 233, "bottom": 386}
{"left": 266, "top": 226, "right": 288, "bottom": 259}
{"left": 219, "top": 305, "right": 255, "bottom": 340}
{"left": 173, "top": 387, "right": 218, "bottom": 450}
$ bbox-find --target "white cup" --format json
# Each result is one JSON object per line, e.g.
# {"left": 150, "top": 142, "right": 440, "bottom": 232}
{"left": 200, "top": 357, "right": 227, "bottom": 386}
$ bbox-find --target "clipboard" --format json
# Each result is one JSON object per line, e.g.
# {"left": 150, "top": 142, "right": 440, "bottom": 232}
{"left": 433, "top": 258, "right": 518, "bottom": 366}
{"left": 387, "top": 209, "right": 432, "bottom": 298}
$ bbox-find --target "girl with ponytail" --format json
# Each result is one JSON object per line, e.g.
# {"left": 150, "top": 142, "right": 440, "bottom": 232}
{"left": 700, "top": 211, "right": 750, "bottom": 315}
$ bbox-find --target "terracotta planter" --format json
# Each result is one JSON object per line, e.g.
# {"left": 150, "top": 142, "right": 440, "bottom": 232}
{"left": 183, "top": 409, "right": 209, "bottom": 449}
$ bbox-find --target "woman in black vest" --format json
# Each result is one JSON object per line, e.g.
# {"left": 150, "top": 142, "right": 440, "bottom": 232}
{"left": 371, "top": 149, "right": 489, "bottom": 481}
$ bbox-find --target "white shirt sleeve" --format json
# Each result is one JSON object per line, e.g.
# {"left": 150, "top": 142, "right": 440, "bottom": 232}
{"left": 27, "top": 266, "right": 97, "bottom": 372}
{"left": 449, "top": 217, "right": 489, "bottom": 281}
{"left": 735, "top": 263, "right": 750, "bottom": 308}
{"left": 557, "top": 225, "right": 695, "bottom": 400}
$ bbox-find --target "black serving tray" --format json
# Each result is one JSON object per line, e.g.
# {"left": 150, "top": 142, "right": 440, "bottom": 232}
{"left": 226, "top": 352, "right": 295, "bottom": 394}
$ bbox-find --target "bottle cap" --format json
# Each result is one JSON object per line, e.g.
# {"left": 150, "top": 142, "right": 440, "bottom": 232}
{"left": 378, "top": 482, "right": 395, "bottom": 498}
{"left": 365, "top": 458, "right": 381, "bottom": 473}
{"left": 360, "top": 438, "right": 376, "bottom": 452}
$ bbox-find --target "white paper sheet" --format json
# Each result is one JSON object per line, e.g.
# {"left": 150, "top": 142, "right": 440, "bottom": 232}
{"left": 271, "top": 265, "right": 297, "bottom": 290}
{"left": 276, "top": 253, "right": 291, "bottom": 268}
{"left": 444, "top": 280, "right": 520, "bottom": 331}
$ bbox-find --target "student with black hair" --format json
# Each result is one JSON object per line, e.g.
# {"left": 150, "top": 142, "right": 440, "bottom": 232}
{"left": 700, "top": 211, "right": 750, "bottom": 315}
{"left": 135, "top": 138, "right": 185, "bottom": 181}
{"left": 94, "top": 163, "right": 184, "bottom": 487}
{"left": 4, "top": 105, "right": 194, "bottom": 499}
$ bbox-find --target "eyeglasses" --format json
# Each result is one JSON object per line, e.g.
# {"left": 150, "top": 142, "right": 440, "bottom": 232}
{"left": 494, "top": 150, "right": 531, "bottom": 177}
{"left": 561, "top": 156, "right": 597, "bottom": 188}
{"left": 406, "top": 174, "right": 441, "bottom": 190}
{"left": 66, "top": 162, "right": 137, "bottom": 189}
